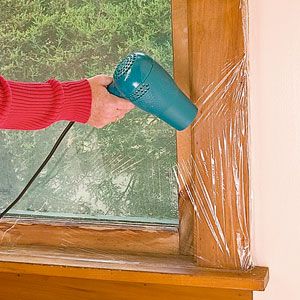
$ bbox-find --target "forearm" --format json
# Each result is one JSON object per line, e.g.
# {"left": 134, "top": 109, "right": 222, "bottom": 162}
{"left": 0, "top": 76, "right": 92, "bottom": 130}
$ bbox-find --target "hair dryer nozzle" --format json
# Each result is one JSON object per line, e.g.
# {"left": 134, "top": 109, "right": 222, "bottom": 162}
{"left": 108, "top": 52, "right": 198, "bottom": 131}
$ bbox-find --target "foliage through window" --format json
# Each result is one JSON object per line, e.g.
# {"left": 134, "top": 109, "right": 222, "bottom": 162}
{"left": 0, "top": 0, "right": 177, "bottom": 224}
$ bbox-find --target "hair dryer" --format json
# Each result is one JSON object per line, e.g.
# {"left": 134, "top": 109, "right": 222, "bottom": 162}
{"left": 107, "top": 52, "right": 198, "bottom": 131}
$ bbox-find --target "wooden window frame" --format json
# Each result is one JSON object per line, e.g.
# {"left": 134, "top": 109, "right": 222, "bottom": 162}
{"left": 0, "top": 1, "right": 268, "bottom": 299}
{"left": 0, "top": 0, "right": 253, "bottom": 267}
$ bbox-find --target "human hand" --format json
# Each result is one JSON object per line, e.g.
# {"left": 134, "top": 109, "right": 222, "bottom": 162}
{"left": 87, "top": 75, "right": 135, "bottom": 128}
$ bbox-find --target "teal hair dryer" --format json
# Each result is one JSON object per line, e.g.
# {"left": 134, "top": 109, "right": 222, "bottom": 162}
{"left": 107, "top": 52, "right": 198, "bottom": 131}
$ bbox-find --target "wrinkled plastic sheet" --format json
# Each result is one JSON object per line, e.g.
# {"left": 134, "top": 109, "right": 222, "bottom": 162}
{"left": 0, "top": 0, "right": 252, "bottom": 272}
{"left": 174, "top": 0, "right": 252, "bottom": 270}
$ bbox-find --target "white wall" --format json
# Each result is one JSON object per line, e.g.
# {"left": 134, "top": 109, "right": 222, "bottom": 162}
{"left": 249, "top": 1, "right": 300, "bottom": 299}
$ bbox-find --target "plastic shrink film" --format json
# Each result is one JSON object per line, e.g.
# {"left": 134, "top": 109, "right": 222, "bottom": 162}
{"left": 0, "top": 0, "right": 252, "bottom": 272}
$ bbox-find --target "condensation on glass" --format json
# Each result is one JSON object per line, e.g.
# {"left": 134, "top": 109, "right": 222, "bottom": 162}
{"left": 0, "top": 0, "right": 177, "bottom": 224}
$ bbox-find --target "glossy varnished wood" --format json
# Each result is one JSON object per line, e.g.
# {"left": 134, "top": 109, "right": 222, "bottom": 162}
{"left": 0, "top": 247, "right": 269, "bottom": 291}
{"left": 186, "top": 0, "right": 251, "bottom": 269}
{"left": 0, "top": 1, "right": 267, "bottom": 299}
{"left": 172, "top": 0, "right": 194, "bottom": 256}
{"left": 0, "top": 218, "right": 179, "bottom": 255}
{"left": 0, "top": 0, "right": 251, "bottom": 271}
{"left": 0, "top": 272, "right": 253, "bottom": 300}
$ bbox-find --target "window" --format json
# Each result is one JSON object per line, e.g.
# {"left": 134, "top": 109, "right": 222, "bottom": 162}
{"left": 0, "top": 0, "right": 177, "bottom": 224}
{"left": 0, "top": 0, "right": 255, "bottom": 274}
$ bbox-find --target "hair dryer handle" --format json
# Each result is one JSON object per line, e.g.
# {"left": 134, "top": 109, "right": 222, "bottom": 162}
{"left": 107, "top": 81, "right": 125, "bottom": 99}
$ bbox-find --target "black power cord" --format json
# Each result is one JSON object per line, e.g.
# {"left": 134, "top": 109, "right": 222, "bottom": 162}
{"left": 0, "top": 121, "right": 74, "bottom": 219}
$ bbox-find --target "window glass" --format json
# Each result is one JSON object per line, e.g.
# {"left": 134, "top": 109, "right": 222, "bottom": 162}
{"left": 0, "top": 0, "right": 177, "bottom": 224}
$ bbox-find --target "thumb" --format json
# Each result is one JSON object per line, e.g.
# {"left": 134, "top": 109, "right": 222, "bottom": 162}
{"left": 93, "top": 75, "right": 113, "bottom": 87}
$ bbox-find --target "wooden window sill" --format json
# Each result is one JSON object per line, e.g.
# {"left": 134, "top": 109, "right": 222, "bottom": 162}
{"left": 0, "top": 246, "right": 268, "bottom": 292}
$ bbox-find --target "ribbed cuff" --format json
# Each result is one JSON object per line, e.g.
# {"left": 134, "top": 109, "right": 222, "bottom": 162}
{"left": 59, "top": 79, "right": 92, "bottom": 123}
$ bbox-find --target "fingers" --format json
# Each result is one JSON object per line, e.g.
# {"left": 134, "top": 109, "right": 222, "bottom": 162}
{"left": 110, "top": 94, "right": 135, "bottom": 110}
{"left": 91, "top": 75, "right": 113, "bottom": 86}
{"left": 87, "top": 74, "right": 135, "bottom": 129}
{"left": 92, "top": 74, "right": 135, "bottom": 110}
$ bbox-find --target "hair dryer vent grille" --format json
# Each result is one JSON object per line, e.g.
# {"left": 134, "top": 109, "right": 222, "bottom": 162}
{"left": 115, "top": 53, "right": 137, "bottom": 79}
{"left": 131, "top": 83, "right": 150, "bottom": 100}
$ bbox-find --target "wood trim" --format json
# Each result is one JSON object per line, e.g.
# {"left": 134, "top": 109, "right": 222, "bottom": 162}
{"left": 0, "top": 3, "right": 268, "bottom": 299}
{"left": 173, "top": 0, "right": 252, "bottom": 270}
{"left": 0, "top": 2, "right": 268, "bottom": 298}
{"left": 186, "top": 0, "right": 251, "bottom": 269}
{"left": 0, "top": 0, "right": 257, "bottom": 278}
{"left": 172, "top": 0, "right": 194, "bottom": 256}
{"left": 0, "top": 247, "right": 268, "bottom": 291}
{"left": 0, "top": 218, "right": 179, "bottom": 255}
{"left": 0, "top": 273, "right": 254, "bottom": 300}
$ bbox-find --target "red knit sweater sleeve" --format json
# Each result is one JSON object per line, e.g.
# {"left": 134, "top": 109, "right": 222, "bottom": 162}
{"left": 0, "top": 76, "right": 92, "bottom": 130}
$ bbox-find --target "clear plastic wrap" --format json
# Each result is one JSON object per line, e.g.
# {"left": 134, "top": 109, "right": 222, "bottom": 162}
{"left": 0, "top": 0, "right": 252, "bottom": 272}
{"left": 175, "top": 0, "right": 251, "bottom": 270}
{"left": 174, "top": 55, "right": 252, "bottom": 270}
